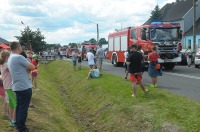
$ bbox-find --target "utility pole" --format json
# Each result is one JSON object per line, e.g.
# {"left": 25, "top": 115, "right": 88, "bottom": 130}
{"left": 89, "top": 21, "right": 99, "bottom": 44}
{"left": 21, "top": 21, "right": 29, "bottom": 49}
{"left": 193, "top": 0, "right": 197, "bottom": 53}
{"left": 97, "top": 23, "right": 99, "bottom": 43}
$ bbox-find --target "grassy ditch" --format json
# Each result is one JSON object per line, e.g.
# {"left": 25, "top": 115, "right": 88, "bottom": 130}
{"left": 1, "top": 60, "right": 200, "bottom": 131}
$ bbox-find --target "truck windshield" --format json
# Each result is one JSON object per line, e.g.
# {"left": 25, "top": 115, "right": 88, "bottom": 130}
{"left": 150, "top": 28, "right": 179, "bottom": 41}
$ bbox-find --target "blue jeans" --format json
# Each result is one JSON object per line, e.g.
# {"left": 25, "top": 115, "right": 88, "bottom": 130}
{"left": 15, "top": 88, "right": 32, "bottom": 132}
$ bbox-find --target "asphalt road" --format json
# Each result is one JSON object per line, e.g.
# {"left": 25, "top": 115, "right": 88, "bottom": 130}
{"left": 65, "top": 58, "right": 200, "bottom": 101}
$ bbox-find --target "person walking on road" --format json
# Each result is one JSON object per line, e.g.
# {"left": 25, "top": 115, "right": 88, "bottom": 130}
{"left": 8, "top": 42, "right": 35, "bottom": 132}
{"left": 96, "top": 46, "right": 104, "bottom": 70}
{"left": 86, "top": 49, "right": 95, "bottom": 69}
{"left": 126, "top": 44, "right": 148, "bottom": 97}
{"left": 185, "top": 46, "right": 192, "bottom": 67}
{"left": 148, "top": 46, "right": 162, "bottom": 88}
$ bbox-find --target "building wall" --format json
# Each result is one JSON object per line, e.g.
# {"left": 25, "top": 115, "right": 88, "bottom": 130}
{"left": 183, "top": 0, "right": 200, "bottom": 33}
{"left": 184, "top": 35, "right": 200, "bottom": 52}
{"left": 182, "top": 0, "right": 200, "bottom": 51}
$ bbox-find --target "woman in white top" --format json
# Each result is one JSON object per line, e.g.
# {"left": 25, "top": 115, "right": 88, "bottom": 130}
{"left": 185, "top": 46, "right": 192, "bottom": 67}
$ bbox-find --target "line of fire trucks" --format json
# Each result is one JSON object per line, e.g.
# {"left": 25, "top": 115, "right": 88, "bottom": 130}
{"left": 66, "top": 22, "right": 183, "bottom": 70}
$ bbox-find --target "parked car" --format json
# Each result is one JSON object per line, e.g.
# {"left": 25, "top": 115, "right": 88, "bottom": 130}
{"left": 195, "top": 51, "right": 200, "bottom": 68}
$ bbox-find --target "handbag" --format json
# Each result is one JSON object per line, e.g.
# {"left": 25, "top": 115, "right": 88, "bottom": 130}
{"left": 155, "top": 63, "right": 161, "bottom": 70}
{"left": 189, "top": 54, "right": 192, "bottom": 58}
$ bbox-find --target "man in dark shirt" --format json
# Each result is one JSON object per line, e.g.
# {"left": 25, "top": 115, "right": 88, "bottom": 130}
{"left": 20, "top": 43, "right": 27, "bottom": 58}
{"left": 126, "top": 44, "right": 148, "bottom": 97}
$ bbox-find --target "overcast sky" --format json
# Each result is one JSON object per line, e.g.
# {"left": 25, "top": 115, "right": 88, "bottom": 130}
{"left": 0, "top": 0, "right": 175, "bottom": 45}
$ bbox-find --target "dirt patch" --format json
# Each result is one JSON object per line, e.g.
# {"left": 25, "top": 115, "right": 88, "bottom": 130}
{"left": 161, "top": 123, "right": 181, "bottom": 132}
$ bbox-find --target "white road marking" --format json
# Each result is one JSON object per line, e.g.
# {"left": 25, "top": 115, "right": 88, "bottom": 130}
{"left": 165, "top": 72, "right": 200, "bottom": 80}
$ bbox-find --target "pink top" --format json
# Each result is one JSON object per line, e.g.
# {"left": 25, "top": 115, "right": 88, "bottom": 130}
{"left": 1, "top": 63, "right": 12, "bottom": 89}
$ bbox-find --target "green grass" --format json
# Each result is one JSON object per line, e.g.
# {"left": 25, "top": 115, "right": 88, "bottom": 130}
{"left": 1, "top": 60, "right": 200, "bottom": 132}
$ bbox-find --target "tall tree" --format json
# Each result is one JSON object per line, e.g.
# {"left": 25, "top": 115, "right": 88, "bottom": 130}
{"left": 149, "top": 5, "right": 162, "bottom": 23}
{"left": 15, "top": 26, "right": 46, "bottom": 52}
{"left": 68, "top": 43, "right": 77, "bottom": 48}
{"left": 99, "top": 38, "right": 108, "bottom": 45}
{"left": 89, "top": 38, "right": 97, "bottom": 44}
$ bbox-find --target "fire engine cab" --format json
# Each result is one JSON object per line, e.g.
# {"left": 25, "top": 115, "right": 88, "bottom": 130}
{"left": 108, "top": 22, "right": 182, "bottom": 70}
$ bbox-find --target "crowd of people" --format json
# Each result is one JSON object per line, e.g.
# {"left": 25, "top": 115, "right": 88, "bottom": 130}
{"left": 71, "top": 45, "right": 105, "bottom": 80}
{"left": 0, "top": 41, "right": 165, "bottom": 131}
{"left": 0, "top": 42, "right": 39, "bottom": 132}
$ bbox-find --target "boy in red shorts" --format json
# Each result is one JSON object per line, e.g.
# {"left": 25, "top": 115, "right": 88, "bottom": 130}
{"left": 126, "top": 44, "right": 149, "bottom": 97}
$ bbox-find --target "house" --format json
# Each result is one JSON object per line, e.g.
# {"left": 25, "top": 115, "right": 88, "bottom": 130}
{"left": 144, "top": 0, "right": 200, "bottom": 51}
{"left": 184, "top": 18, "right": 200, "bottom": 51}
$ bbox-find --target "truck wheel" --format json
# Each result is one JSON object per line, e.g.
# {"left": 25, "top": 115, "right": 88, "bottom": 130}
{"left": 195, "top": 65, "right": 199, "bottom": 68}
{"left": 164, "top": 63, "right": 175, "bottom": 70}
{"left": 112, "top": 55, "right": 120, "bottom": 67}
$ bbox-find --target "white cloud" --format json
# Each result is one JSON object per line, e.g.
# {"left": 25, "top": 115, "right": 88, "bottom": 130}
{"left": 0, "top": 0, "right": 175, "bottom": 45}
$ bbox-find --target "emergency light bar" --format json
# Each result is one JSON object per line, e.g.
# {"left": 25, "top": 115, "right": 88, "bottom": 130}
{"left": 151, "top": 22, "right": 179, "bottom": 25}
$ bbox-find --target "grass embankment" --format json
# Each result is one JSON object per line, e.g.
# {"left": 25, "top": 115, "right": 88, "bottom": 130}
{"left": 1, "top": 60, "right": 200, "bottom": 131}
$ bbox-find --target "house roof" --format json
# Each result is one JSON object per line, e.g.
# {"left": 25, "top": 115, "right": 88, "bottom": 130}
{"left": 163, "top": 0, "right": 193, "bottom": 22}
{"left": 143, "top": 3, "right": 173, "bottom": 25}
{"left": 0, "top": 37, "right": 10, "bottom": 45}
{"left": 184, "top": 18, "right": 200, "bottom": 36}
{"left": 143, "top": 0, "right": 194, "bottom": 25}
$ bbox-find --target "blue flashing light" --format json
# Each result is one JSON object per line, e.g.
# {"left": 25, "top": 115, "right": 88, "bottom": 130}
{"left": 151, "top": 22, "right": 180, "bottom": 25}
{"left": 151, "top": 22, "right": 162, "bottom": 25}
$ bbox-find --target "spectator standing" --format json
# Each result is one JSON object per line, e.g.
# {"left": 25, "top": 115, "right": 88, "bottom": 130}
{"left": 124, "top": 49, "right": 129, "bottom": 80}
{"left": 91, "top": 47, "right": 97, "bottom": 63}
{"left": 126, "top": 44, "right": 148, "bottom": 97}
{"left": 0, "top": 50, "right": 16, "bottom": 126}
{"left": 137, "top": 45, "right": 146, "bottom": 75}
{"left": 8, "top": 42, "right": 35, "bottom": 132}
{"left": 77, "top": 52, "right": 82, "bottom": 70}
{"left": 82, "top": 46, "right": 86, "bottom": 60}
{"left": 20, "top": 43, "right": 27, "bottom": 58}
{"left": 86, "top": 49, "right": 95, "bottom": 69}
{"left": 96, "top": 46, "right": 104, "bottom": 70}
{"left": 31, "top": 54, "right": 39, "bottom": 90}
{"left": 71, "top": 51, "right": 77, "bottom": 71}
{"left": 0, "top": 74, "right": 7, "bottom": 117}
{"left": 185, "top": 46, "right": 192, "bottom": 67}
{"left": 148, "top": 46, "right": 162, "bottom": 88}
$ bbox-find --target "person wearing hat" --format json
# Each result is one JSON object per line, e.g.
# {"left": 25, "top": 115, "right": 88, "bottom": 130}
{"left": 126, "top": 44, "right": 149, "bottom": 97}
{"left": 31, "top": 54, "right": 39, "bottom": 90}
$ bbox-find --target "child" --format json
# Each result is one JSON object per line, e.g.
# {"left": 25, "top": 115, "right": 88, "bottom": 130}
{"left": 71, "top": 51, "right": 77, "bottom": 71}
{"left": 0, "top": 75, "right": 8, "bottom": 117}
{"left": 31, "top": 54, "right": 39, "bottom": 90}
{"left": 77, "top": 52, "right": 82, "bottom": 70}
{"left": 0, "top": 50, "right": 16, "bottom": 126}
{"left": 86, "top": 64, "right": 100, "bottom": 80}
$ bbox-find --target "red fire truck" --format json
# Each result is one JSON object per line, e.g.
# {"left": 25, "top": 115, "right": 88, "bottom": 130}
{"left": 108, "top": 22, "right": 182, "bottom": 70}
{"left": 81, "top": 43, "right": 98, "bottom": 60}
